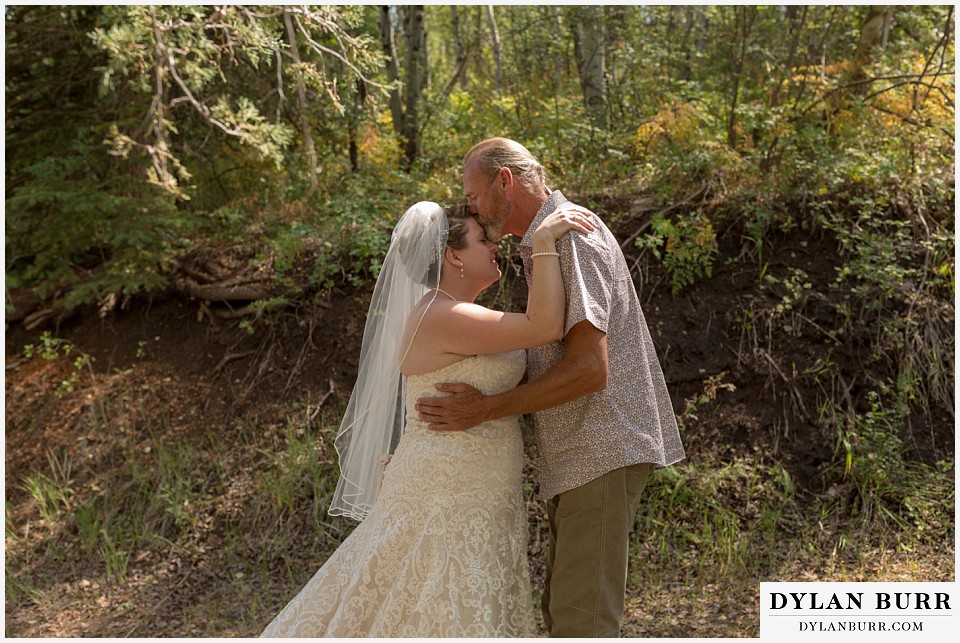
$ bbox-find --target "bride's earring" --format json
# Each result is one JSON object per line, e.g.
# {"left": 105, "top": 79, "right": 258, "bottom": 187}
{"left": 459, "top": 262, "right": 464, "bottom": 278}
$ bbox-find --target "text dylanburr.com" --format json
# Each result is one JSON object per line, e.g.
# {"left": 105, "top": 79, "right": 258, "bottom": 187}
{"left": 760, "top": 582, "right": 956, "bottom": 639}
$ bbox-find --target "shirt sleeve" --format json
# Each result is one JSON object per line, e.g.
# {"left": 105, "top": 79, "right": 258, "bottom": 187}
{"left": 559, "top": 228, "right": 613, "bottom": 336}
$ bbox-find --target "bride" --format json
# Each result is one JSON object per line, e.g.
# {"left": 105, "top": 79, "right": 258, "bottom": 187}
{"left": 260, "top": 201, "right": 593, "bottom": 637}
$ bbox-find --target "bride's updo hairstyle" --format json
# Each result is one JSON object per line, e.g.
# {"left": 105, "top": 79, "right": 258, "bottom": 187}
{"left": 433, "top": 204, "right": 471, "bottom": 279}
{"left": 443, "top": 204, "right": 472, "bottom": 250}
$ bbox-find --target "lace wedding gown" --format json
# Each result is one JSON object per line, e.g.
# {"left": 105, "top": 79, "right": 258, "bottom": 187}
{"left": 260, "top": 351, "right": 536, "bottom": 637}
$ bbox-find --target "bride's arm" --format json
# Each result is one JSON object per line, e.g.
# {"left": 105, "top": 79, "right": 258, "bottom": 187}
{"left": 419, "top": 320, "right": 607, "bottom": 431}
{"left": 424, "top": 208, "right": 593, "bottom": 357}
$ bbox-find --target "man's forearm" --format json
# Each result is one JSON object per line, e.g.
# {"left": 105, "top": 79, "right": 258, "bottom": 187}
{"left": 480, "top": 363, "right": 594, "bottom": 421}
{"left": 480, "top": 321, "right": 608, "bottom": 422}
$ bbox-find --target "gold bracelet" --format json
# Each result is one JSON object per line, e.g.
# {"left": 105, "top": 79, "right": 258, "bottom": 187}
{"left": 530, "top": 252, "right": 560, "bottom": 258}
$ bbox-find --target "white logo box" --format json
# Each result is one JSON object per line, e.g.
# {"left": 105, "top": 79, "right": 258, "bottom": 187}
{"left": 760, "top": 582, "right": 957, "bottom": 640}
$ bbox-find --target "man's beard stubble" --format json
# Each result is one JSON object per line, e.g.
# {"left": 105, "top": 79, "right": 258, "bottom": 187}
{"left": 480, "top": 192, "right": 511, "bottom": 241}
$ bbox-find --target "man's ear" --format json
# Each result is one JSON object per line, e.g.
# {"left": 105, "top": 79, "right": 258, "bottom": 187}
{"left": 498, "top": 167, "right": 513, "bottom": 190}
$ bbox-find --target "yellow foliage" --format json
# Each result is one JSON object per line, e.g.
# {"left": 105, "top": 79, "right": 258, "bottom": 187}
{"left": 790, "top": 62, "right": 844, "bottom": 87}
{"left": 869, "top": 63, "right": 955, "bottom": 136}
{"left": 822, "top": 60, "right": 857, "bottom": 76}
{"left": 732, "top": 122, "right": 753, "bottom": 150}
{"left": 634, "top": 101, "right": 704, "bottom": 156}
{"left": 356, "top": 122, "right": 381, "bottom": 156}
{"left": 356, "top": 114, "right": 402, "bottom": 169}
{"left": 663, "top": 216, "right": 717, "bottom": 255}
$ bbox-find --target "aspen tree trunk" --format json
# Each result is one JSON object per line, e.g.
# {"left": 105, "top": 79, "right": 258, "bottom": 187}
{"left": 149, "top": 9, "right": 171, "bottom": 192}
{"left": 858, "top": 5, "right": 895, "bottom": 62}
{"left": 349, "top": 78, "right": 366, "bottom": 172}
{"left": 665, "top": 6, "right": 677, "bottom": 78}
{"left": 850, "top": 5, "right": 893, "bottom": 96}
{"left": 548, "top": 6, "right": 564, "bottom": 94}
{"left": 282, "top": 7, "right": 318, "bottom": 193}
{"left": 550, "top": 6, "right": 565, "bottom": 156}
{"left": 850, "top": 6, "right": 895, "bottom": 96}
{"left": 401, "top": 5, "right": 425, "bottom": 166}
{"left": 605, "top": 5, "right": 626, "bottom": 118}
{"left": 485, "top": 5, "right": 503, "bottom": 95}
{"left": 573, "top": 6, "right": 606, "bottom": 128}
{"left": 451, "top": 6, "right": 467, "bottom": 90}
{"left": 379, "top": 6, "right": 405, "bottom": 140}
{"left": 420, "top": 9, "right": 430, "bottom": 93}
{"left": 680, "top": 6, "right": 695, "bottom": 81}
{"left": 726, "top": 5, "right": 757, "bottom": 148}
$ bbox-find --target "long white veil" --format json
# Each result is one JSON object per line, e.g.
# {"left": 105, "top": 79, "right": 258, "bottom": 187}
{"left": 328, "top": 202, "right": 447, "bottom": 521}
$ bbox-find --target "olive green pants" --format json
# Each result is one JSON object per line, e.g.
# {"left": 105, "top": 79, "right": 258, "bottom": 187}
{"left": 542, "top": 462, "right": 654, "bottom": 637}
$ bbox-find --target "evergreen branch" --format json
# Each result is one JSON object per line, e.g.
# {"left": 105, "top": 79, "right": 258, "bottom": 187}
{"left": 159, "top": 39, "right": 248, "bottom": 139}
{"left": 291, "top": 12, "right": 390, "bottom": 91}
{"left": 238, "top": 8, "right": 285, "bottom": 20}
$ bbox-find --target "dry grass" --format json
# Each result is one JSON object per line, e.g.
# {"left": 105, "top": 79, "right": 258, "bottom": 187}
{"left": 5, "top": 355, "right": 953, "bottom": 637}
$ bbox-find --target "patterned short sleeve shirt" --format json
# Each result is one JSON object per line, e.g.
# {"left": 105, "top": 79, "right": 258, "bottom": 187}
{"left": 520, "top": 191, "right": 685, "bottom": 500}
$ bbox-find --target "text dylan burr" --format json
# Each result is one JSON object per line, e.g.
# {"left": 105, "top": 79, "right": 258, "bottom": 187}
{"left": 770, "top": 592, "right": 951, "bottom": 611}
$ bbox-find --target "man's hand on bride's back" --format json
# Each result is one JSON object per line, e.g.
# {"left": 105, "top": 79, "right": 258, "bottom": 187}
{"left": 417, "top": 383, "right": 488, "bottom": 432}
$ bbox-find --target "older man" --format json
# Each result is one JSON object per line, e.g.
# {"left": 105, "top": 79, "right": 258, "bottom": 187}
{"left": 416, "top": 138, "right": 685, "bottom": 637}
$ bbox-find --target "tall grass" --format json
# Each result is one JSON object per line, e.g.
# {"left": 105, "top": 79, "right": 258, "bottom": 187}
{"left": 631, "top": 455, "right": 796, "bottom": 585}
{"left": 20, "top": 448, "right": 75, "bottom": 521}
{"left": 251, "top": 415, "right": 350, "bottom": 548}
{"left": 833, "top": 387, "right": 955, "bottom": 542}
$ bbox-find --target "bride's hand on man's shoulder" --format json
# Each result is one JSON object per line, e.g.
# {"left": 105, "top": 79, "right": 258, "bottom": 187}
{"left": 534, "top": 207, "right": 596, "bottom": 241}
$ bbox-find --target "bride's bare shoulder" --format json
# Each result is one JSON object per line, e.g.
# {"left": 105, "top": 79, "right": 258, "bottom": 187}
{"left": 400, "top": 296, "right": 456, "bottom": 375}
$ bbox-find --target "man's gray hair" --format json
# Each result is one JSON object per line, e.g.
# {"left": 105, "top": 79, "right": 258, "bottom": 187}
{"left": 463, "top": 138, "right": 549, "bottom": 194}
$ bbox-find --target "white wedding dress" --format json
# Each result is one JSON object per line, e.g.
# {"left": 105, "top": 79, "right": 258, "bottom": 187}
{"left": 260, "top": 350, "right": 536, "bottom": 637}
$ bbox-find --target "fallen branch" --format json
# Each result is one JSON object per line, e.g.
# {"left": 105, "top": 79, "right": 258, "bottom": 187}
{"left": 213, "top": 305, "right": 259, "bottom": 320}
{"left": 179, "top": 263, "right": 220, "bottom": 283}
{"left": 6, "top": 290, "right": 40, "bottom": 322}
{"left": 178, "top": 278, "right": 274, "bottom": 303}
{"left": 23, "top": 307, "right": 78, "bottom": 331}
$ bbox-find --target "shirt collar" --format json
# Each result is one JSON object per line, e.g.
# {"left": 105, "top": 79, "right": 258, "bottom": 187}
{"left": 520, "top": 190, "right": 568, "bottom": 248}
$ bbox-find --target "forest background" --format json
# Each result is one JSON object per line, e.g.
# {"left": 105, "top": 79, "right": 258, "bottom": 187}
{"left": 4, "top": 4, "right": 955, "bottom": 637}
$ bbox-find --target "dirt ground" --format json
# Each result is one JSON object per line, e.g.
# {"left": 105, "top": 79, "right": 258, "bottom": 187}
{"left": 5, "top": 203, "right": 954, "bottom": 637}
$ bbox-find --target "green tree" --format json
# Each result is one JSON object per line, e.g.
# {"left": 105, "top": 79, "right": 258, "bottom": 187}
{"left": 6, "top": 5, "right": 386, "bottom": 304}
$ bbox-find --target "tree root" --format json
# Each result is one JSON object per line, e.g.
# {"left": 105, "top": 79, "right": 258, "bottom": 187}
{"left": 212, "top": 350, "right": 257, "bottom": 378}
